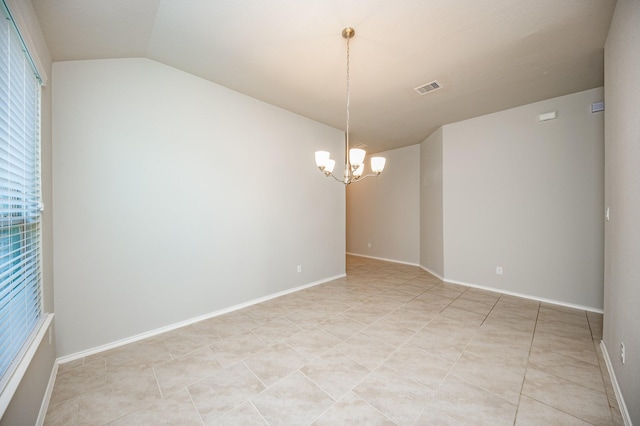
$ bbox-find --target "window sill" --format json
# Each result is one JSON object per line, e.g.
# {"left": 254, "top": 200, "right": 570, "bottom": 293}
{"left": 0, "top": 312, "right": 54, "bottom": 418}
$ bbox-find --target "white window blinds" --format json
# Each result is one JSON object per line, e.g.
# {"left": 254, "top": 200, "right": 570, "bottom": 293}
{"left": 0, "top": 1, "right": 43, "bottom": 388}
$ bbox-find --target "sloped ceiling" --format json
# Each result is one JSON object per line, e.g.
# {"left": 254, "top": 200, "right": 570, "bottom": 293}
{"left": 32, "top": 0, "right": 616, "bottom": 153}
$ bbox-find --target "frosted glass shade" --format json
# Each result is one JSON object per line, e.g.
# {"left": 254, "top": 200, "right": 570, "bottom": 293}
{"left": 371, "top": 157, "right": 386, "bottom": 173}
{"left": 315, "top": 151, "right": 330, "bottom": 168}
{"left": 349, "top": 148, "right": 366, "bottom": 167}
{"left": 325, "top": 159, "right": 336, "bottom": 173}
{"left": 353, "top": 164, "right": 364, "bottom": 177}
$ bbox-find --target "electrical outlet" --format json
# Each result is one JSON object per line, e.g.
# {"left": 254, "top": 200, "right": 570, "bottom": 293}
{"left": 621, "top": 342, "right": 625, "bottom": 364}
{"left": 296, "top": 265, "right": 302, "bottom": 273}
{"left": 496, "top": 266, "right": 503, "bottom": 275}
{"left": 367, "top": 242, "right": 372, "bottom": 248}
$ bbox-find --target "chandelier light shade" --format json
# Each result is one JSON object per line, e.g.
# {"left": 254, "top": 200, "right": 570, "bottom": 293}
{"left": 315, "top": 27, "right": 386, "bottom": 185}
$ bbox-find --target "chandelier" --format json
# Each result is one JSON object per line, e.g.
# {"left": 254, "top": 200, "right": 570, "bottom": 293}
{"left": 315, "top": 27, "right": 386, "bottom": 185}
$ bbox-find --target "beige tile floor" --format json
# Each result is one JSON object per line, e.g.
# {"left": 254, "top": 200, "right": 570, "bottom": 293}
{"left": 44, "top": 256, "right": 623, "bottom": 425}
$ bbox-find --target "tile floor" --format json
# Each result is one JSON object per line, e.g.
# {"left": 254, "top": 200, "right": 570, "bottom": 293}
{"left": 44, "top": 256, "right": 623, "bottom": 425}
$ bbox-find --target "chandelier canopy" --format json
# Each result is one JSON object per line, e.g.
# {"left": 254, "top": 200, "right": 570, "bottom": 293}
{"left": 315, "top": 27, "right": 386, "bottom": 185}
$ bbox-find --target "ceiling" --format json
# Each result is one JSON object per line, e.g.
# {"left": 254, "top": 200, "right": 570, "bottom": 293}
{"left": 31, "top": 0, "right": 616, "bottom": 154}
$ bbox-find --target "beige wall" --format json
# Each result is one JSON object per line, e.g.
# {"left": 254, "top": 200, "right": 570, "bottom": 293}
{"left": 347, "top": 144, "right": 420, "bottom": 265}
{"left": 603, "top": 0, "right": 640, "bottom": 421}
{"left": 355, "top": 88, "right": 604, "bottom": 310}
{"left": 442, "top": 88, "right": 604, "bottom": 309}
{"left": 52, "top": 58, "right": 345, "bottom": 357}
{"left": 420, "top": 127, "right": 444, "bottom": 277}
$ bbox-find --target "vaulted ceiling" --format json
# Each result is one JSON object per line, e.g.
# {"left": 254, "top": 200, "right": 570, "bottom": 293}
{"left": 32, "top": 0, "right": 616, "bottom": 153}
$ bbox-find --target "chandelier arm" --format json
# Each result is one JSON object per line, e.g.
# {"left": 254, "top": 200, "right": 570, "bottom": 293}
{"left": 324, "top": 171, "right": 347, "bottom": 184}
{"left": 351, "top": 173, "right": 382, "bottom": 183}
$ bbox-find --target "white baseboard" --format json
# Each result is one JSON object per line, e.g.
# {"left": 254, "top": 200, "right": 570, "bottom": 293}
{"left": 346, "top": 252, "right": 420, "bottom": 267}
{"left": 443, "top": 276, "right": 604, "bottom": 313}
{"left": 600, "top": 341, "right": 632, "bottom": 426}
{"left": 56, "top": 273, "right": 345, "bottom": 364}
{"left": 418, "top": 264, "right": 445, "bottom": 281}
{"left": 348, "top": 253, "right": 603, "bottom": 313}
{"left": 36, "top": 359, "right": 58, "bottom": 426}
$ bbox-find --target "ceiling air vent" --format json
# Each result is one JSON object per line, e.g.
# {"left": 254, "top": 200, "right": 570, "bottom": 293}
{"left": 353, "top": 143, "right": 368, "bottom": 149}
{"left": 414, "top": 80, "right": 441, "bottom": 95}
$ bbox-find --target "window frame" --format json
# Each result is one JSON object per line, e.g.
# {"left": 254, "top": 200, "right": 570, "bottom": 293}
{"left": 0, "top": 0, "right": 52, "bottom": 416}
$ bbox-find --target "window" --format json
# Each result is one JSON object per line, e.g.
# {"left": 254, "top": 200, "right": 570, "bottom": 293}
{"left": 0, "top": 0, "right": 43, "bottom": 389}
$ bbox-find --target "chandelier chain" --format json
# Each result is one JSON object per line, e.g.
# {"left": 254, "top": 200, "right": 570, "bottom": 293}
{"left": 345, "top": 31, "right": 350, "bottom": 161}
{"left": 313, "top": 27, "right": 386, "bottom": 185}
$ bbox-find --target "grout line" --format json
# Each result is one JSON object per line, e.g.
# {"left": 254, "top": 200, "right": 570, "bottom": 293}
{"left": 248, "top": 400, "right": 270, "bottom": 425}
{"left": 184, "top": 386, "right": 206, "bottom": 426}
{"left": 151, "top": 366, "right": 165, "bottom": 400}
{"left": 512, "top": 298, "right": 541, "bottom": 423}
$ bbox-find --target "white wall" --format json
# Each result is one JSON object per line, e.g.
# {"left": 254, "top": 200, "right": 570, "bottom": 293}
{"left": 604, "top": 0, "right": 640, "bottom": 421}
{"left": 443, "top": 88, "right": 604, "bottom": 309}
{"left": 52, "top": 58, "right": 345, "bottom": 357}
{"left": 346, "top": 144, "right": 420, "bottom": 265}
{"left": 420, "top": 128, "right": 444, "bottom": 277}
